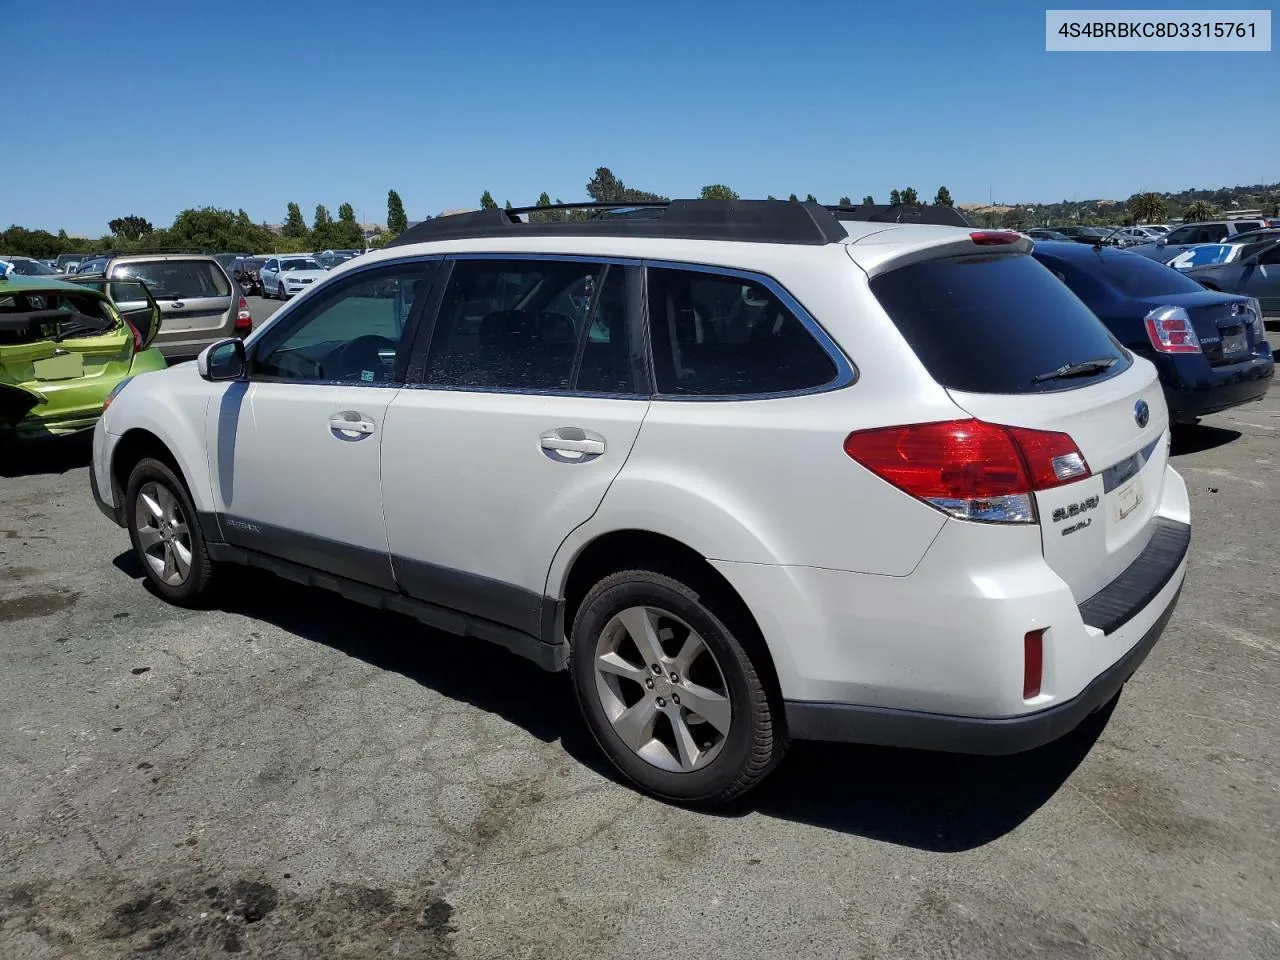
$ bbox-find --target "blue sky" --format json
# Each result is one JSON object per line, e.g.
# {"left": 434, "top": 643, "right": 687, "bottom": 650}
{"left": 5, "top": 0, "right": 1276, "bottom": 234}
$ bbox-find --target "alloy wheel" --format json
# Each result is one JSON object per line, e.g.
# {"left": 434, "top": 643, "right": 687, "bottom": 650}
{"left": 134, "top": 481, "right": 192, "bottom": 586}
{"left": 593, "top": 605, "right": 733, "bottom": 773}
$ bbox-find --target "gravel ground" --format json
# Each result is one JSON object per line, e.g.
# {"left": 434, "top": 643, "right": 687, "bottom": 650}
{"left": 1, "top": 336, "right": 1277, "bottom": 959}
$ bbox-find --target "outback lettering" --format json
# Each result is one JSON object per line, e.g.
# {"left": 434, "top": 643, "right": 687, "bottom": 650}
{"left": 1062, "top": 518, "right": 1093, "bottom": 536}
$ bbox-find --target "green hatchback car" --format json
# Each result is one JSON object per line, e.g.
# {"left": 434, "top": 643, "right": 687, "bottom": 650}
{"left": 0, "top": 273, "right": 167, "bottom": 444}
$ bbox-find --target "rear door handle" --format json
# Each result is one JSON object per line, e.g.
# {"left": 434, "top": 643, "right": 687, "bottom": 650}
{"left": 541, "top": 437, "right": 604, "bottom": 454}
{"left": 329, "top": 412, "right": 376, "bottom": 437}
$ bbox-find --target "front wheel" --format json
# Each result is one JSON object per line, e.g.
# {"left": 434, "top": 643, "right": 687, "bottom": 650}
{"left": 124, "top": 457, "right": 217, "bottom": 606}
{"left": 570, "top": 569, "right": 785, "bottom": 806}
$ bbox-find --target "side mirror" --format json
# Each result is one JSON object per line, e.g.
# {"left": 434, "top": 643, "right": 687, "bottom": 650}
{"left": 1156, "top": 238, "right": 1167, "bottom": 247}
{"left": 198, "top": 338, "right": 246, "bottom": 382}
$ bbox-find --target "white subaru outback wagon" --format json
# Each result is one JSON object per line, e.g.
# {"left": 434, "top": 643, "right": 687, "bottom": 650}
{"left": 91, "top": 200, "right": 1190, "bottom": 805}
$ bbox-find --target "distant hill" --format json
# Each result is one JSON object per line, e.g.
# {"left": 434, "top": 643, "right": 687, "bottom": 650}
{"left": 963, "top": 182, "right": 1279, "bottom": 228}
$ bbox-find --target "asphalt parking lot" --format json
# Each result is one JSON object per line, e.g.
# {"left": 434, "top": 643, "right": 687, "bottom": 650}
{"left": 2, "top": 299, "right": 1278, "bottom": 958}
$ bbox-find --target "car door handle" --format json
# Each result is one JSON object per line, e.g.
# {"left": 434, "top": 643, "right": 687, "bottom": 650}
{"left": 541, "top": 437, "right": 604, "bottom": 454}
{"left": 329, "top": 412, "right": 376, "bottom": 436}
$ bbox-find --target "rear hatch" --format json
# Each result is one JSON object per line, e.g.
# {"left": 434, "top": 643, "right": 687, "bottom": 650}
{"left": 865, "top": 242, "right": 1170, "bottom": 603}
{"left": 0, "top": 285, "right": 132, "bottom": 424}
{"left": 109, "top": 259, "right": 233, "bottom": 342}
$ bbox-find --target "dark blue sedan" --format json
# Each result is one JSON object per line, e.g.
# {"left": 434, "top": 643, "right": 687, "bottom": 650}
{"left": 1032, "top": 242, "right": 1273, "bottom": 424}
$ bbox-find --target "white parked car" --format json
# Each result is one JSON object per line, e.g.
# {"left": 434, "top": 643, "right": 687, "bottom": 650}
{"left": 90, "top": 200, "right": 1191, "bottom": 805}
{"left": 259, "top": 255, "right": 326, "bottom": 299}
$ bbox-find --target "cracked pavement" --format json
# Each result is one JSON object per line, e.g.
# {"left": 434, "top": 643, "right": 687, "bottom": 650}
{"left": 1, "top": 335, "right": 1277, "bottom": 956}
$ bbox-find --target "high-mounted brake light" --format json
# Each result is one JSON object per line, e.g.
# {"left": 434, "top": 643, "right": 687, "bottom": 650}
{"left": 235, "top": 295, "right": 252, "bottom": 335}
{"left": 1144, "top": 305, "right": 1201, "bottom": 354}
{"left": 969, "top": 231, "right": 1020, "bottom": 246}
{"left": 843, "top": 419, "right": 1091, "bottom": 524}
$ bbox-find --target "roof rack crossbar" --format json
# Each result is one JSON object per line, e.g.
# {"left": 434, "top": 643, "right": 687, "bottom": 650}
{"left": 388, "top": 199, "right": 851, "bottom": 247}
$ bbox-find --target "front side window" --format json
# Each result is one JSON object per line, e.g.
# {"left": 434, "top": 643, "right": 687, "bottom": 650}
{"left": 1165, "top": 226, "right": 1197, "bottom": 244}
{"left": 646, "top": 267, "right": 838, "bottom": 396}
{"left": 424, "top": 258, "right": 637, "bottom": 394}
{"left": 252, "top": 265, "right": 428, "bottom": 383}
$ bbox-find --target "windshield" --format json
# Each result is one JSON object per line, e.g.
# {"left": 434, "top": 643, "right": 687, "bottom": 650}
{"left": 1097, "top": 251, "right": 1207, "bottom": 296}
{"left": 4, "top": 258, "right": 60, "bottom": 276}
{"left": 281, "top": 258, "right": 321, "bottom": 272}
{"left": 110, "top": 260, "right": 232, "bottom": 300}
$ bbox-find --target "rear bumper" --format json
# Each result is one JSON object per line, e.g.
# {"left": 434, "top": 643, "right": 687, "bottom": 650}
{"left": 1160, "top": 354, "right": 1274, "bottom": 421}
{"left": 786, "top": 586, "right": 1180, "bottom": 755}
{"left": 784, "top": 519, "right": 1189, "bottom": 754}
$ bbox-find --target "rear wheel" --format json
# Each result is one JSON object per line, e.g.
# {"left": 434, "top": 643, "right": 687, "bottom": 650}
{"left": 124, "top": 457, "right": 217, "bottom": 606}
{"left": 570, "top": 569, "right": 784, "bottom": 805}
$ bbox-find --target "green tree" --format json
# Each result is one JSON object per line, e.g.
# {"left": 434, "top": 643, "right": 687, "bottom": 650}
{"left": 862, "top": 194, "right": 874, "bottom": 205}
{"left": 933, "top": 186, "right": 954, "bottom": 207}
{"left": 480, "top": 190, "right": 498, "bottom": 210}
{"left": 838, "top": 196, "right": 852, "bottom": 206}
{"left": 767, "top": 194, "right": 778, "bottom": 200}
{"left": 699, "top": 184, "right": 739, "bottom": 200}
{"left": 312, "top": 204, "right": 336, "bottom": 248}
{"left": 1128, "top": 192, "right": 1167, "bottom": 224}
{"left": 386, "top": 190, "right": 408, "bottom": 236}
{"left": 586, "top": 166, "right": 665, "bottom": 203}
{"left": 530, "top": 191, "right": 561, "bottom": 223}
{"left": 504, "top": 200, "right": 513, "bottom": 210}
{"left": 1183, "top": 200, "right": 1214, "bottom": 222}
{"left": 900, "top": 187, "right": 920, "bottom": 205}
{"left": 788, "top": 193, "right": 799, "bottom": 202}
{"left": 805, "top": 193, "right": 818, "bottom": 203}
{"left": 282, "top": 202, "right": 309, "bottom": 239}
{"left": 335, "top": 203, "right": 363, "bottom": 248}
{"left": 108, "top": 215, "right": 154, "bottom": 241}
{"left": 163, "top": 207, "right": 277, "bottom": 252}
{"left": 888, "top": 189, "right": 901, "bottom": 205}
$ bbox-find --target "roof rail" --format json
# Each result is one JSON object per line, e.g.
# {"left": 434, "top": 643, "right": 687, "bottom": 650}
{"left": 388, "top": 199, "right": 851, "bottom": 247}
{"left": 825, "top": 204, "right": 974, "bottom": 228}
{"left": 85, "top": 247, "right": 214, "bottom": 258}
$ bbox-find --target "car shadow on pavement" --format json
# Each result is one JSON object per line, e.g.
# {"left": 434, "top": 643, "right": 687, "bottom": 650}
{"left": 744, "top": 699, "right": 1113, "bottom": 851}
{"left": 0, "top": 433, "right": 92, "bottom": 477}
{"left": 130, "top": 558, "right": 1112, "bottom": 850}
{"left": 1169, "top": 424, "right": 1241, "bottom": 456}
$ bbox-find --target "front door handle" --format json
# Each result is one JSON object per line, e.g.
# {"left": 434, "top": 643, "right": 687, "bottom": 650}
{"left": 329, "top": 411, "right": 376, "bottom": 437}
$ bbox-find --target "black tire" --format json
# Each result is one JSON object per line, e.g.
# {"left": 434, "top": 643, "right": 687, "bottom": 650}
{"left": 570, "top": 569, "right": 785, "bottom": 806}
{"left": 124, "top": 457, "right": 217, "bottom": 606}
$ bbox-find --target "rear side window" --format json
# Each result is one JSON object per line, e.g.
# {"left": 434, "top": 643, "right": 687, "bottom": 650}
{"left": 870, "top": 253, "right": 1129, "bottom": 395}
{"left": 646, "top": 267, "right": 837, "bottom": 396}
{"left": 110, "top": 260, "right": 231, "bottom": 300}
{"left": 1095, "top": 252, "right": 1205, "bottom": 296}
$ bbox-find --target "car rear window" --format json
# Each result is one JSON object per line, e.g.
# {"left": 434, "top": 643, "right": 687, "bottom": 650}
{"left": 869, "top": 252, "right": 1129, "bottom": 395}
{"left": 1096, "top": 252, "right": 1205, "bottom": 296}
{"left": 110, "top": 260, "right": 231, "bottom": 300}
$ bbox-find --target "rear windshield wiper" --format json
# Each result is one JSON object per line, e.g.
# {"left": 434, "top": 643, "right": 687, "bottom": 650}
{"left": 1031, "top": 356, "right": 1118, "bottom": 384}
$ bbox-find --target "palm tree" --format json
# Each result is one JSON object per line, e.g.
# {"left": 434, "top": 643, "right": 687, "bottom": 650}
{"left": 1183, "top": 200, "right": 1214, "bottom": 223}
{"left": 1129, "top": 192, "right": 1166, "bottom": 224}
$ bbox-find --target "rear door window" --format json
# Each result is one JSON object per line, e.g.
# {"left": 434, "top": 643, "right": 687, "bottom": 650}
{"left": 645, "top": 267, "right": 838, "bottom": 396}
{"left": 869, "top": 252, "right": 1130, "bottom": 395}
{"left": 110, "top": 260, "right": 231, "bottom": 300}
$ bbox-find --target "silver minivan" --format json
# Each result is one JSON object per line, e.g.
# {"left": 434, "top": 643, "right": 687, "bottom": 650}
{"left": 95, "top": 255, "right": 251, "bottom": 360}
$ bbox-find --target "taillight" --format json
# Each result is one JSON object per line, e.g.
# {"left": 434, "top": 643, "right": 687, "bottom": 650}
{"left": 969, "top": 231, "right": 1020, "bottom": 245}
{"left": 126, "top": 320, "right": 143, "bottom": 352}
{"left": 842, "top": 419, "right": 1091, "bottom": 524}
{"left": 235, "top": 295, "right": 252, "bottom": 335}
{"left": 1144, "top": 305, "right": 1201, "bottom": 354}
